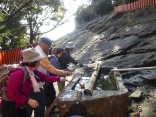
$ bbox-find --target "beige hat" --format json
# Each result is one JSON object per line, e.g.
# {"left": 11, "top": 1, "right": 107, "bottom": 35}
{"left": 65, "top": 42, "right": 75, "bottom": 48}
{"left": 22, "top": 48, "right": 42, "bottom": 62}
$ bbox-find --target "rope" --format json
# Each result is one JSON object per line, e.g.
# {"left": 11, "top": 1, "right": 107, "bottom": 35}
{"left": 44, "top": 74, "right": 77, "bottom": 117}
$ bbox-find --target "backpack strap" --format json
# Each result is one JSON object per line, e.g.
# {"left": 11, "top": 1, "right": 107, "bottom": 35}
{"left": 16, "top": 66, "right": 28, "bottom": 84}
{"left": 48, "top": 55, "right": 55, "bottom": 60}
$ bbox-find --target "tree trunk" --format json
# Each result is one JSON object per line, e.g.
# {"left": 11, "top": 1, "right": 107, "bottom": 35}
{"left": 29, "top": 19, "right": 35, "bottom": 44}
{"left": 30, "top": 32, "right": 35, "bottom": 44}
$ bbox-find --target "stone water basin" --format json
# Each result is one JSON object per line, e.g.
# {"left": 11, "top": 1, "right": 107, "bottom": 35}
{"left": 57, "top": 65, "right": 129, "bottom": 117}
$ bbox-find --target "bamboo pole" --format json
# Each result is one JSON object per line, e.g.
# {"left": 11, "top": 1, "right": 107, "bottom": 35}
{"left": 83, "top": 61, "right": 102, "bottom": 96}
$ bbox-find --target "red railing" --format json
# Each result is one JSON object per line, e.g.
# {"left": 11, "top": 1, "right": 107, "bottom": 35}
{"left": 114, "top": 0, "right": 156, "bottom": 12}
{"left": 0, "top": 43, "right": 37, "bottom": 66}
{"left": 0, "top": 48, "right": 22, "bottom": 66}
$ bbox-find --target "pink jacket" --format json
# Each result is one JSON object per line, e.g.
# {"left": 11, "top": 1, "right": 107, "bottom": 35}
{"left": 6, "top": 68, "right": 59, "bottom": 108}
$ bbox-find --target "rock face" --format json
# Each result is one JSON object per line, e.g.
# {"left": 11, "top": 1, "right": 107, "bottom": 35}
{"left": 56, "top": 6, "right": 156, "bottom": 69}
{"left": 55, "top": 5, "right": 156, "bottom": 117}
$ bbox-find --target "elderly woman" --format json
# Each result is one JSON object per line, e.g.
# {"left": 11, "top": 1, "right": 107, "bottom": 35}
{"left": 1, "top": 48, "right": 65, "bottom": 117}
{"left": 43, "top": 48, "right": 63, "bottom": 111}
{"left": 48, "top": 48, "right": 73, "bottom": 91}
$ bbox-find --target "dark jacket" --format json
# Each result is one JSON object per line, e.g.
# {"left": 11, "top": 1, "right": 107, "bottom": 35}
{"left": 59, "top": 49, "right": 83, "bottom": 69}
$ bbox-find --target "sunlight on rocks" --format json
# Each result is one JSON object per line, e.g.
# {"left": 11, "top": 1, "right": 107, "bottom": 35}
{"left": 112, "top": 45, "right": 120, "bottom": 53}
{"left": 125, "top": 27, "right": 131, "bottom": 31}
{"left": 92, "top": 35, "right": 100, "bottom": 40}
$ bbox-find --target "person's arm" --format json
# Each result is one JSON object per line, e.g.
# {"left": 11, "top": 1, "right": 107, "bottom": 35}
{"left": 39, "top": 57, "right": 70, "bottom": 76}
{"left": 34, "top": 70, "right": 66, "bottom": 82}
{"left": 65, "top": 53, "right": 83, "bottom": 67}
{"left": 34, "top": 70, "right": 60, "bottom": 82}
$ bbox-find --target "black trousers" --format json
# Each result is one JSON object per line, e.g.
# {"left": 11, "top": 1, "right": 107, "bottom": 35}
{"left": 44, "top": 83, "right": 56, "bottom": 110}
{"left": 1, "top": 100, "right": 27, "bottom": 117}
{"left": 27, "top": 88, "right": 46, "bottom": 117}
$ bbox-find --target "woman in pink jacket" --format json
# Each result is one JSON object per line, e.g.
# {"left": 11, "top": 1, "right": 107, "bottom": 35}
{"left": 1, "top": 48, "right": 65, "bottom": 117}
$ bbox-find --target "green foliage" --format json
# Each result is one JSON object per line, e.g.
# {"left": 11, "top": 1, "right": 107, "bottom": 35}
{"left": 75, "top": 0, "right": 113, "bottom": 27}
{"left": 22, "top": 0, "right": 66, "bottom": 44}
{"left": 115, "top": 0, "right": 125, "bottom": 5}
{"left": 0, "top": 17, "right": 27, "bottom": 51}
{"left": 0, "top": 0, "right": 65, "bottom": 51}
{"left": 75, "top": 5, "right": 94, "bottom": 25}
{"left": 113, "top": 0, "right": 138, "bottom": 5}
{"left": 0, "top": 0, "right": 30, "bottom": 51}
{"left": 93, "top": 0, "right": 113, "bottom": 15}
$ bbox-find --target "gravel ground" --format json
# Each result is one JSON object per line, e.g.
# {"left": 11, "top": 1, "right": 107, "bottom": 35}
{"left": 131, "top": 85, "right": 156, "bottom": 117}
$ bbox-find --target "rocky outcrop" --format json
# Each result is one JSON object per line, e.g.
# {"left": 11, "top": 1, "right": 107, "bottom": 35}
{"left": 56, "top": 6, "right": 156, "bottom": 69}
{"left": 55, "top": 6, "right": 156, "bottom": 116}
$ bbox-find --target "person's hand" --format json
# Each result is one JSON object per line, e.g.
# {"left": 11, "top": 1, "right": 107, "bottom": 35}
{"left": 28, "top": 98, "right": 39, "bottom": 109}
{"left": 69, "top": 68, "right": 75, "bottom": 72}
{"left": 64, "top": 71, "right": 71, "bottom": 76}
{"left": 67, "top": 65, "right": 76, "bottom": 72}
{"left": 83, "top": 64, "right": 88, "bottom": 68}
{"left": 60, "top": 77, "right": 66, "bottom": 82}
{"left": 77, "top": 63, "right": 83, "bottom": 67}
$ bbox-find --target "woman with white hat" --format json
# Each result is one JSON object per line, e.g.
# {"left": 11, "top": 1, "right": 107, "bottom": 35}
{"left": 1, "top": 48, "right": 65, "bottom": 117}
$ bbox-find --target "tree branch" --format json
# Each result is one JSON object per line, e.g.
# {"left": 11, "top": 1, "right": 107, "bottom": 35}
{"left": 1, "top": 0, "right": 33, "bottom": 23}
{"left": 1, "top": 8, "right": 10, "bottom": 15}
{"left": 36, "top": 13, "right": 76, "bottom": 35}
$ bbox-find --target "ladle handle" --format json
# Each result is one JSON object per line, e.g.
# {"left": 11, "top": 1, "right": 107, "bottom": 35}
{"left": 111, "top": 66, "right": 156, "bottom": 71}
{"left": 76, "top": 91, "right": 82, "bottom": 101}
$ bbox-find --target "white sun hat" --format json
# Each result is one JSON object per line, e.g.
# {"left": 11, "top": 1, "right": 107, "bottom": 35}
{"left": 22, "top": 48, "right": 43, "bottom": 62}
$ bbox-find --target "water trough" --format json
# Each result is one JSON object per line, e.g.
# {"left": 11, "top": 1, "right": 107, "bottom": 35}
{"left": 57, "top": 62, "right": 129, "bottom": 117}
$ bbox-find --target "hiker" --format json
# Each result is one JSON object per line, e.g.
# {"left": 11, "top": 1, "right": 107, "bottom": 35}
{"left": 49, "top": 48, "right": 69, "bottom": 92}
{"left": 48, "top": 48, "right": 63, "bottom": 93}
{"left": 59, "top": 41, "right": 84, "bottom": 70}
{"left": 49, "top": 48, "right": 76, "bottom": 91}
{"left": 27, "top": 37, "right": 71, "bottom": 117}
{"left": 1, "top": 48, "right": 65, "bottom": 117}
{"left": 43, "top": 48, "right": 64, "bottom": 115}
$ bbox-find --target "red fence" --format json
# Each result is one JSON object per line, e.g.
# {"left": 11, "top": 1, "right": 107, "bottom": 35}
{"left": 0, "top": 48, "right": 22, "bottom": 66}
{"left": 0, "top": 43, "right": 37, "bottom": 66}
{"left": 114, "top": 0, "right": 156, "bottom": 12}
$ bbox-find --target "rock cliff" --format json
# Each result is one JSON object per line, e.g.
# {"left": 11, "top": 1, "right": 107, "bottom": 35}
{"left": 56, "top": 6, "right": 156, "bottom": 70}
{"left": 55, "top": 5, "right": 156, "bottom": 117}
